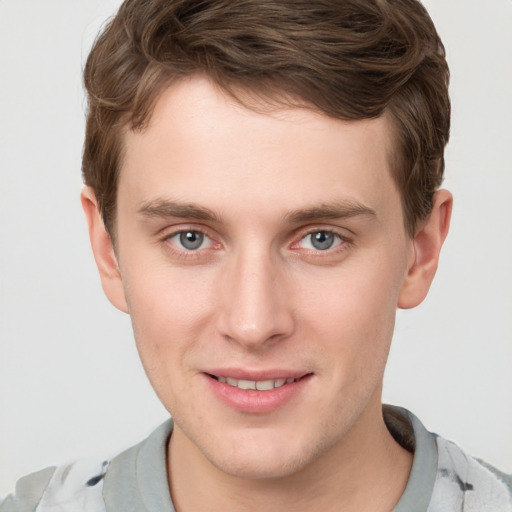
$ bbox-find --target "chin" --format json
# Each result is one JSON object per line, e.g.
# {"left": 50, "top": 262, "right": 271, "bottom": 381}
{"left": 201, "top": 427, "right": 327, "bottom": 481}
{"left": 209, "top": 450, "right": 308, "bottom": 481}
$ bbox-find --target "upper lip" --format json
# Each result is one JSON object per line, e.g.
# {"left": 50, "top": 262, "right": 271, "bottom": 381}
{"left": 203, "top": 368, "right": 311, "bottom": 381}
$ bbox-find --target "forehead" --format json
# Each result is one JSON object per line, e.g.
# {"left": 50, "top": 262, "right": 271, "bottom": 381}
{"left": 118, "top": 77, "right": 400, "bottom": 223}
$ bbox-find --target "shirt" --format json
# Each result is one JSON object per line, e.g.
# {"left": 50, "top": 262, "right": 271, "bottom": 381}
{"left": 2, "top": 406, "right": 511, "bottom": 511}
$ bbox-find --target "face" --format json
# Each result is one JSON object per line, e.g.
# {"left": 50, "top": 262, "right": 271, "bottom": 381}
{"left": 102, "top": 77, "right": 419, "bottom": 479}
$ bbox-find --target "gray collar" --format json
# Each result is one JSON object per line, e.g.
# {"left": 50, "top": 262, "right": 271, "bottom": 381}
{"left": 104, "top": 406, "right": 439, "bottom": 512}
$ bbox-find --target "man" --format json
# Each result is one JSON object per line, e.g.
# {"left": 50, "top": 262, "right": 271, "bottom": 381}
{"left": 1, "top": 0, "right": 511, "bottom": 511}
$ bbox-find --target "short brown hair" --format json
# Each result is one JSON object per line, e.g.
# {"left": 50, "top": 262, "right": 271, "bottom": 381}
{"left": 83, "top": 0, "right": 450, "bottom": 237}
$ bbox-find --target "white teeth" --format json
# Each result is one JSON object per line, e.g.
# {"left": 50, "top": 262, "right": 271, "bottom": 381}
{"left": 216, "top": 376, "right": 297, "bottom": 390}
{"left": 256, "top": 379, "right": 274, "bottom": 391}
{"left": 238, "top": 379, "right": 256, "bottom": 390}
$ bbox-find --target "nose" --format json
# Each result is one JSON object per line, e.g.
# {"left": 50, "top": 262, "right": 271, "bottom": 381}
{"left": 217, "top": 247, "right": 295, "bottom": 349}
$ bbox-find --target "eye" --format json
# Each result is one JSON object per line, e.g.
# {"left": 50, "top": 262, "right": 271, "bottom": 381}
{"left": 300, "top": 231, "right": 342, "bottom": 251}
{"left": 168, "top": 230, "right": 212, "bottom": 251}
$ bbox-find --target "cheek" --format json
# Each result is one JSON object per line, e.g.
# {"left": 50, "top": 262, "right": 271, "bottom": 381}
{"left": 297, "top": 254, "right": 405, "bottom": 368}
{"left": 122, "top": 264, "right": 216, "bottom": 380}
{"left": 125, "top": 259, "right": 213, "bottom": 327}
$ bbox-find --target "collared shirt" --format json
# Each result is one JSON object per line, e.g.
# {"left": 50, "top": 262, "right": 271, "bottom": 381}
{"left": 2, "top": 406, "right": 511, "bottom": 511}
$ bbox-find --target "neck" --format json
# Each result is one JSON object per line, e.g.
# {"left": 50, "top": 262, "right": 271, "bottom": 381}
{"left": 167, "top": 396, "right": 412, "bottom": 512}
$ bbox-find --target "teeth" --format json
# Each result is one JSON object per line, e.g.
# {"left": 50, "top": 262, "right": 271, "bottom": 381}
{"left": 238, "top": 379, "right": 256, "bottom": 390}
{"left": 256, "top": 380, "right": 274, "bottom": 391}
{"left": 216, "top": 376, "right": 297, "bottom": 390}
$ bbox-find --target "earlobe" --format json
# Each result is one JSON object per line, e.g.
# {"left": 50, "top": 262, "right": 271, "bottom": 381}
{"left": 81, "top": 187, "right": 129, "bottom": 313}
{"left": 398, "top": 189, "right": 453, "bottom": 309}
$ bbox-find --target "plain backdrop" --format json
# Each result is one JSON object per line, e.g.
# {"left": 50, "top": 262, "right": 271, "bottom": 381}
{"left": 1, "top": 0, "right": 511, "bottom": 496}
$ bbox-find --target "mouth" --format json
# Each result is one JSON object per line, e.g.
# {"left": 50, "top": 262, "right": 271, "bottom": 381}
{"left": 206, "top": 373, "right": 309, "bottom": 391}
{"left": 202, "top": 369, "right": 314, "bottom": 413}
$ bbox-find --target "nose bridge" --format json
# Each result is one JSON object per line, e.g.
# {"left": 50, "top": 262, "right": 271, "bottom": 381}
{"left": 218, "top": 241, "right": 293, "bottom": 348}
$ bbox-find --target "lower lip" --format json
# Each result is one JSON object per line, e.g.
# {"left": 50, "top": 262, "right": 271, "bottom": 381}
{"left": 204, "top": 374, "right": 313, "bottom": 414}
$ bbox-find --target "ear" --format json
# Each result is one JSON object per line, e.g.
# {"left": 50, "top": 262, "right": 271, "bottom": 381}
{"left": 398, "top": 189, "right": 453, "bottom": 309}
{"left": 81, "top": 186, "right": 129, "bottom": 313}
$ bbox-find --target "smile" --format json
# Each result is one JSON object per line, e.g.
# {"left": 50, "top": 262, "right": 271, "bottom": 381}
{"left": 204, "top": 372, "right": 313, "bottom": 413}
{"left": 211, "top": 376, "right": 298, "bottom": 391}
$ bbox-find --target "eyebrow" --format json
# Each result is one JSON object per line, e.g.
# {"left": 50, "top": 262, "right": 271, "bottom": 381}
{"left": 137, "top": 199, "right": 221, "bottom": 222}
{"left": 137, "top": 198, "right": 376, "bottom": 224}
{"left": 284, "top": 201, "right": 376, "bottom": 223}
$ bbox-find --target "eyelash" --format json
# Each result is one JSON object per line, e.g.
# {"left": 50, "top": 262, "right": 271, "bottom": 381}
{"left": 292, "top": 229, "right": 352, "bottom": 255}
{"left": 161, "top": 227, "right": 219, "bottom": 259}
{"left": 160, "top": 227, "right": 352, "bottom": 258}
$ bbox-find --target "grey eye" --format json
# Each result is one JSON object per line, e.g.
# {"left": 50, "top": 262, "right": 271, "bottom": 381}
{"left": 179, "top": 231, "right": 205, "bottom": 250}
{"left": 308, "top": 231, "right": 337, "bottom": 250}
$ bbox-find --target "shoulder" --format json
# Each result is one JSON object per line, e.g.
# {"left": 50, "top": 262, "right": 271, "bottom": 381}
{"left": 429, "top": 435, "right": 512, "bottom": 511}
{"left": 1, "top": 466, "right": 55, "bottom": 512}
{"left": 1, "top": 460, "right": 108, "bottom": 512}
{"left": 0, "top": 420, "right": 174, "bottom": 512}
{"left": 384, "top": 405, "right": 512, "bottom": 512}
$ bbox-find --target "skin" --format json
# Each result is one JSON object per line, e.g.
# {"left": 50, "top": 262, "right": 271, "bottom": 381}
{"left": 82, "top": 77, "right": 452, "bottom": 512}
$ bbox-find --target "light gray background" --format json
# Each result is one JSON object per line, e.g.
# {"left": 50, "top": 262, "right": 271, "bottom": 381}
{"left": 1, "top": 0, "right": 511, "bottom": 495}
